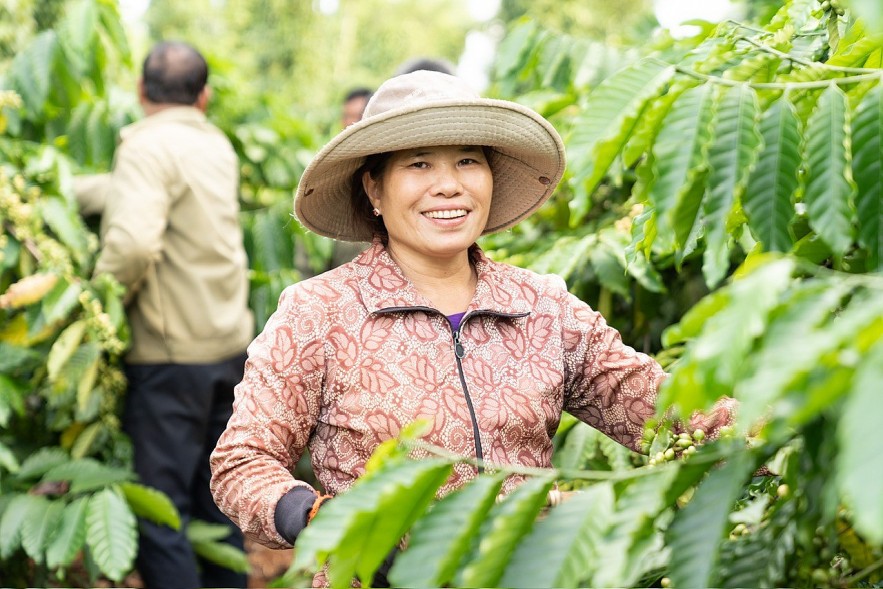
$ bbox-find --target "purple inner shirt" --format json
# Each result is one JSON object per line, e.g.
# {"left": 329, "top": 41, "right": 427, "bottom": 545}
{"left": 447, "top": 312, "right": 466, "bottom": 331}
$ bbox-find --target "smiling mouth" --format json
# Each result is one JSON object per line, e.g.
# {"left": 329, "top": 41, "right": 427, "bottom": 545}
{"left": 424, "top": 209, "right": 468, "bottom": 219}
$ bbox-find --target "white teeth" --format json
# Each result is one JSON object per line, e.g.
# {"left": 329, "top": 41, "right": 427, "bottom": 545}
{"left": 424, "top": 209, "right": 467, "bottom": 219}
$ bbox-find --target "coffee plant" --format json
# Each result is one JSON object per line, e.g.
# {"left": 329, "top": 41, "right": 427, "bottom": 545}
{"left": 284, "top": 2, "right": 883, "bottom": 588}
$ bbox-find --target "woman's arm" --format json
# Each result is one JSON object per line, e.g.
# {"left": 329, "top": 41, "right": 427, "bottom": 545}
{"left": 210, "top": 285, "right": 327, "bottom": 548}
{"left": 560, "top": 292, "right": 735, "bottom": 452}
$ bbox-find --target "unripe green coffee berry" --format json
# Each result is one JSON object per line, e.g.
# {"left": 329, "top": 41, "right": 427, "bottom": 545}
{"left": 776, "top": 484, "right": 790, "bottom": 498}
{"left": 661, "top": 577, "right": 672, "bottom": 588}
{"left": 692, "top": 429, "right": 705, "bottom": 442}
{"left": 664, "top": 448, "right": 675, "bottom": 460}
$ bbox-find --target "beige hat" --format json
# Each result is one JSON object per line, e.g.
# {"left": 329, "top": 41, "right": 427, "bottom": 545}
{"left": 295, "top": 70, "right": 566, "bottom": 242}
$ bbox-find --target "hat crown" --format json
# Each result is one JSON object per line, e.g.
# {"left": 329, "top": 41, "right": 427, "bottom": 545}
{"left": 363, "top": 70, "right": 479, "bottom": 119}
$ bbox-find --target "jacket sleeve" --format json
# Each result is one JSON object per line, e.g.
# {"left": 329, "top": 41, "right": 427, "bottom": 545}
{"left": 560, "top": 291, "right": 735, "bottom": 452}
{"left": 210, "top": 284, "right": 325, "bottom": 548}
{"left": 72, "top": 173, "right": 111, "bottom": 216}
{"left": 92, "top": 143, "right": 172, "bottom": 294}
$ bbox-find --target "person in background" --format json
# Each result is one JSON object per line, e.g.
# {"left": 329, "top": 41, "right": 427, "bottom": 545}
{"left": 341, "top": 86, "right": 373, "bottom": 128}
{"left": 210, "top": 71, "right": 736, "bottom": 587}
{"left": 394, "top": 56, "right": 456, "bottom": 76}
{"left": 73, "top": 41, "right": 253, "bottom": 589}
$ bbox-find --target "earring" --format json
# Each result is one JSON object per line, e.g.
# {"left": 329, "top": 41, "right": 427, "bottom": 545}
{"left": 373, "top": 208, "right": 381, "bottom": 216}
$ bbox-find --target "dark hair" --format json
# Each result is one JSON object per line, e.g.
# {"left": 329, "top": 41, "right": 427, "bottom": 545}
{"left": 394, "top": 57, "right": 455, "bottom": 77}
{"left": 142, "top": 41, "right": 208, "bottom": 105}
{"left": 348, "top": 147, "right": 496, "bottom": 240}
{"left": 344, "top": 87, "right": 373, "bottom": 103}
{"left": 350, "top": 152, "right": 392, "bottom": 240}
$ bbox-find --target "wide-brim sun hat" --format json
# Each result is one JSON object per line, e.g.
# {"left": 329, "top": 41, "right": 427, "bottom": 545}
{"left": 294, "top": 70, "right": 566, "bottom": 242}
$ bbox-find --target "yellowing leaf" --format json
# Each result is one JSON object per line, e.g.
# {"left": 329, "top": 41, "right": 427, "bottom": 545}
{"left": 0, "top": 273, "right": 58, "bottom": 309}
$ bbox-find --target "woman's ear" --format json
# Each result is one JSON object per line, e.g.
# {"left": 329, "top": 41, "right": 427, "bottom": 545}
{"left": 363, "top": 171, "right": 381, "bottom": 210}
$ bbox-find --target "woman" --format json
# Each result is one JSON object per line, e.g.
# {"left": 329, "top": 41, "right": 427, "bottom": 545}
{"left": 210, "top": 71, "right": 734, "bottom": 563}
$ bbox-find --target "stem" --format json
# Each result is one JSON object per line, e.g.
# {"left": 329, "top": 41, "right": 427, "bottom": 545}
{"left": 723, "top": 20, "right": 769, "bottom": 35}
{"left": 843, "top": 556, "right": 883, "bottom": 585}
{"left": 734, "top": 36, "right": 874, "bottom": 74}
{"left": 649, "top": 57, "right": 883, "bottom": 90}
{"left": 403, "top": 437, "right": 741, "bottom": 482}
{"left": 793, "top": 257, "right": 883, "bottom": 288}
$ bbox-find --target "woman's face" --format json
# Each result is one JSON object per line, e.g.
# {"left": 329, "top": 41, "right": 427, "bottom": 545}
{"left": 363, "top": 145, "right": 492, "bottom": 263}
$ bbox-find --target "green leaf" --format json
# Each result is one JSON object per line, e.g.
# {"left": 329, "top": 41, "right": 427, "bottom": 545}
{"left": 457, "top": 476, "right": 554, "bottom": 588}
{"left": 648, "top": 84, "right": 715, "bottom": 253}
{"left": 837, "top": 340, "right": 883, "bottom": 545}
{"left": 568, "top": 59, "right": 674, "bottom": 221}
{"left": 291, "top": 459, "right": 451, "bottom": 587}
{"left": 57, "top": 0, "right": 98, "bottom": 77}
{"left": 186, "top": 519, "right": 234, "bottom": 543}
{"left": 85, "top": 487, "right": 137, "bottom": 582}
{"left": 803, "top": 84, "right": 855, "bottom": 257}
{"left": 0, "top": 440, "right": 20, "bottom": 473}
{"left": 593, "top": 467, "right": 679, "bottom": 588}
{"left": 46, "top": 320, "right": 87, "bottom": 382}
{"left": 46, "top": 497, "right": 89, "bottom": 569}
{"left": 390, "top": 474, "right": 504, "bottom": 588}
{"left": 702, "top": 84, "right": 762, "bottom": 288}
{"left": 0, "top": 494, "right": 42, "bottom": 558}
{"left": 553, "top": 421, "right": 601, "bottom": 471}
{"left": 744, "top": 96, "right": 801, "bottom": 252}
{"left": 0, "top": 374, "right": 27, "bottom": 428}
{"left": 43, "top": 458, "right": 135, "bottom": 493}
{"left": 40, "top": 279, "right": 83, "bottom": 327}
{"left": 660, "top": 257, "right": 795, "bottom": 416}
{"left": 40, "top": 197, "right": 90, "bottom": 265}
{"left": 16, "top": 447, "right": 70, "bottom": 481}
{"left": 851, "top": 84, "right": 883, "bottom": 270}
{"left": 667, "top": 451, "right": 756, "bottom": 589}
{"left": 500, "top": 483, "right": 615, "bottom": 588}
{"left": 10, "top": 31, "right": 60, "bottom": 118}
{"left": 734, "top": 280, "right": 850, "bottom": 430}
{"left": 21, "top": 497, "right": 63, "bottom": 564}
{"left": 120, "top": 482, "right": 181, "bottom": 530}
{"left": 191, "top": 537, "right": 251, "bottom": 573}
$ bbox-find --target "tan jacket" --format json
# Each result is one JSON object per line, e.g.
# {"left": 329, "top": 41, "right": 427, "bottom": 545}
{"left": 74, "top": 107, "right": 254, "bottom": 363}
{"left": 210, "top": 241, "right": 736, "bottom": 549}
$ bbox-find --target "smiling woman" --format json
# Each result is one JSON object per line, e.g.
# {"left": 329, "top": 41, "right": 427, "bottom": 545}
{"left": 209, "top": 70, "right": 737, "bottom": 587}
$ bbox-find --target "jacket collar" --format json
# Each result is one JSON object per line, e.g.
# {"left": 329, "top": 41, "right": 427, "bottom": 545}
{"left": 354, "top": 240, "right": 532, "bottom": 316}
{"left": 120, "top": 106, "right": 208, "bottom": 141}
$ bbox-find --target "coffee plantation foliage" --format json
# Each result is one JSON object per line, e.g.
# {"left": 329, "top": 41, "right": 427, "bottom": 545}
{"left": 2, "top": 0, "right": 883, "bottom": 587}
{"left": 0, "top": 1, "right": 250, "bottom": 585}
{"left": 284, "top": 3, "right": 883, "bottom": 588}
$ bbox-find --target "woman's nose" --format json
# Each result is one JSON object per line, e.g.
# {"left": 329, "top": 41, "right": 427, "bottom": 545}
{"left": 431, "top": 165, "right": 462, "bottom": 197}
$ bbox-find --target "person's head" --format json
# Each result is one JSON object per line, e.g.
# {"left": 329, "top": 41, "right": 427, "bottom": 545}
{"left": 139, "top": 41, "right": 210, "bottom": 112}
{"left": 394, "top": 57, "right": 456, "bottom": 77}
{"left": 341, "top": 87, "right": 373, "bottom": 128}
{"left": 295, "top": 71, "right": 565, "bottom": 255}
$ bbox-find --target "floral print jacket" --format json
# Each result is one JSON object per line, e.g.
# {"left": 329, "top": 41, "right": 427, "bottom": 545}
{"left": 210, "top": 240, "right": 730, "bottom": 549}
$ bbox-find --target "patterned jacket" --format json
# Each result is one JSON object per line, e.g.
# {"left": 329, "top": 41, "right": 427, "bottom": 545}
{"left": 210, "top": 240, "right": 728, "bottom": 549}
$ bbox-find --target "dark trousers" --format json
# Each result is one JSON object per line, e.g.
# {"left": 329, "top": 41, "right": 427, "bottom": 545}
{"left": 123, "top": 353, "right": 248, "bottom": 589}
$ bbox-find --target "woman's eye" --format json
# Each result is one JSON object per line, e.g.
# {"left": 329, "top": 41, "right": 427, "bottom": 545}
{"left": 409, "top": 161, "right": 429, "bottom": 169}
{"left": 459, "top": 158, "right": 479, "bottom": 165}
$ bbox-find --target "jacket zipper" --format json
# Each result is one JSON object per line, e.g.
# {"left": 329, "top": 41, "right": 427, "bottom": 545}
{"left": 452, "top": 326, "right": 483, "bottom": 472}
{"left": 375, "top": 306, "right": 529, "bottom": 472}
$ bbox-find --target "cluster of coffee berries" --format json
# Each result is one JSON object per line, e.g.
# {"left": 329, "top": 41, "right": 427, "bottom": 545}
{"left": 643, "top": 428, "right": 705, "bottom": 467}
{"left": 819, "top": 0, "right": 846, "bottom": 16}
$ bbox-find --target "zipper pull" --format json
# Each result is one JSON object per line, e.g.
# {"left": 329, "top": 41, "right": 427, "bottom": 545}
{"left": 453, "top": 330, "right": 465, "bottom": 358}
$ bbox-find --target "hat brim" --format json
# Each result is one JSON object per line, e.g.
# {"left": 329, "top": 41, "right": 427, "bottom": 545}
{"left": 295, "top": 98, "right": 566, "bottom": 242}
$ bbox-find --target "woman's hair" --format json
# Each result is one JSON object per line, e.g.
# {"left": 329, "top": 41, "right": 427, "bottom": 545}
{"left": 348, "top": 146, "right": 496, "bottom": 240}
{"left": 350, "top": 152, "right": 393, "bottom": 240}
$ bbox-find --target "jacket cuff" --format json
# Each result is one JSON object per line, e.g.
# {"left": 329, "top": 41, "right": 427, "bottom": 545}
{"left": 273, "top": 486, "right": 317, "bottom": 544}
